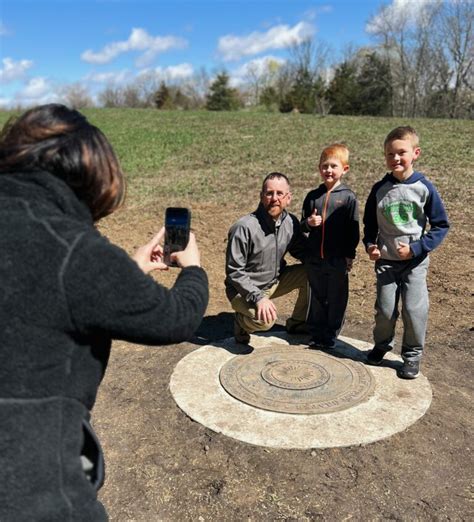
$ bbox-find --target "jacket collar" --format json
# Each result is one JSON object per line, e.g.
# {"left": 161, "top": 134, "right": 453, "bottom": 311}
{"left": 317, "top": 182, "right": 349, "bottom": 193}
{"left": 385, "top": 171, "right": 424, "bottom": 184}
{"left": 1, "top": 170, "right": 94, "bottom": 224}
{"left": 255, "top": 202, "right": 288, "bottom": 233}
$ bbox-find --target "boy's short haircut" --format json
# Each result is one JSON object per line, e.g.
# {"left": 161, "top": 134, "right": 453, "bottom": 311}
{"left": 261, "top": 171, "right": 290, "bottom": 191}
{"left": 319, "top": 144, "right": 349, "bottom": 167}
{"left": 384, "top": 126, "right": 419, "bottom": 149}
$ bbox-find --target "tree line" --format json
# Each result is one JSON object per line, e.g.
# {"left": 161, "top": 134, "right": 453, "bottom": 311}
{"left": 62, "top": 0, "right": 472, "bottom": 119}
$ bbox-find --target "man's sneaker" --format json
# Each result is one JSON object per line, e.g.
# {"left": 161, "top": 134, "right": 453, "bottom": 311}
{"left": 366, "top": 347, "right": 386, "bottom": 365}
{"left": 397, "top": 360, "right": 420, "bottom": 379}
{"left": 234, "top": 320, "right": 250, "bottom": 344}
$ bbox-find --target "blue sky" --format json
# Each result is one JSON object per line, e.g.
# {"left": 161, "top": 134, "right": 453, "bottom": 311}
{"left": 1, "top": 0, "right": 392, "bottom": 107}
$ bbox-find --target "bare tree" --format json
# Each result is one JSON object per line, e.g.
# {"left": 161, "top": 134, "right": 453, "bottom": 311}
{"left": 98, "top": 85, "right": 124, "bottom": 108}
{"left": 122, "top": 84, "right": 144, "bottom": 108}
{"left": 243, "top": 59, "right": 283, "bottom": 106}
{"left": 440, "top": 0, "right": 474, "bottom": 117}
{"left": 60, "top": 83, "right": 94, "bottom": 109}
{"left": 367, "top": 2, "right": 415, "bottom": 117}
{"left": 273, "top": 62, "right": 294, "bottom": 105}
{"left": 134, "top": 72, "right": 161, "bottom": 107}
{"left": 244, "top": 62, "right": 263, "bottom": 106}
{"left": 408, "top": 2, "right": 443, "bottom": 117}
{"left": 289, "top": 37, "right": 331, "bottom": 82}
{"left": 367, "top": 0, "right": 473, "bottom": 118}
{"left": 180, "top": 67, "right": 210, "bottom": 109}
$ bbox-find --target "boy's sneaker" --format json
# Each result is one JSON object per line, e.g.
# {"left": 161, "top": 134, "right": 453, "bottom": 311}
{"left": 308, "top": 339, "right": 335, "bottom": 350}
{"left": 308, "top": 339, "right": 324, "bottom": 349}
{"left": 366, "top": 347, "right": 386, "bottom": 365}
{"left": 397, "top": 360, "right": 420, "bottom": 379}
{"left": 234, "top": 320, "right": 250, "bottom": 344}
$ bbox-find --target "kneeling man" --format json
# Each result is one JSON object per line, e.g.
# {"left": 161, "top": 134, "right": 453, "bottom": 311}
{"left": 225, "top": 172, "right": 309, "bottom": 343}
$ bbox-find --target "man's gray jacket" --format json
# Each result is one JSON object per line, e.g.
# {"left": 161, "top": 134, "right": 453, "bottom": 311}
{"left": 225, "top": 204, "right": 307, "bottom": 305}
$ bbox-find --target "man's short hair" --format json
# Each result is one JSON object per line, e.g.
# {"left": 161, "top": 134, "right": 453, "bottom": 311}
{"left": 261, "top": 172, "right": 290, "bottom": 192}
{"left": 384, "top": 126, "right": 419, "bottom": 148}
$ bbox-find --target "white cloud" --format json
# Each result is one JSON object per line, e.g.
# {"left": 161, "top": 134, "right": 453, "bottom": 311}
{"left": 6, "top": 77, "right": 61, "bottom": 107}
{"left": 138, "top": 63, "right": 194, "bottom": 82}
{"left": 160, "top": 63, "right": 194, "bottom": 80}
{"left": 218, "top": 22, "right": 314, "bottom": 61}
{"left": 20, "top": 77, "right": 54, "bottom": 98}
{"left": 82, "top": 63, "right": 193, "bottom": 90}
{"left": 81, "top": 28, "right": 187, "bottom": 67}
{"left": 304, "top": 5, "right": 332, "bottom": 21}
{"left": 366, "top": 0, "right": 433, "bottom": 33}
{"left": 0, "top": 57, "right": 33, "bottom": 83}
{"left": 230, "top": 55, "right": 286, "bottom": 86}
{"left": 83, "top": 70, "right": 131, "bottom": 85}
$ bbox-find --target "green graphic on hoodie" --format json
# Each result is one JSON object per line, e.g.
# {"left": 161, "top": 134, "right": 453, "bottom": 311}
{"left": 382, "top": 201, "right": 418, "bottom": 225}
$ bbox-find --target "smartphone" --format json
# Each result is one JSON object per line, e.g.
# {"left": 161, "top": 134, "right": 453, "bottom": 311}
{"left": 163, "top": 207, "right": 191, "bottom": 267}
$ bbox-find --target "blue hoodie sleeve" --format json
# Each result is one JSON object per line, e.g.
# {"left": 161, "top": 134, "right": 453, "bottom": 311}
{"left": 410, "top": 179, "right": 450, "bottom": 257}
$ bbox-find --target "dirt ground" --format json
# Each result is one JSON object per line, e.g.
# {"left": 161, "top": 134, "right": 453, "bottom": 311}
{"left": 94, "top": 199, "right": 473, "bottom": 521}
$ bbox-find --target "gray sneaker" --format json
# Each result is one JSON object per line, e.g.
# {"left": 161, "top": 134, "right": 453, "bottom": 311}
{"left": 397, "top": 360, "right": 420, "bottom": 379}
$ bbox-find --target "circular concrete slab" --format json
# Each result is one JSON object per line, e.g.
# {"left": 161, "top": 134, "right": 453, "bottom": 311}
{"left": 169, "top": 333, "right": 432, "bottom": 449}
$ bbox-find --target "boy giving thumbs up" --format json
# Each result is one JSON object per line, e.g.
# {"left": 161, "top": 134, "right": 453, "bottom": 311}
{"left": 300, "top": 144, "right": 359, "bottom": 349}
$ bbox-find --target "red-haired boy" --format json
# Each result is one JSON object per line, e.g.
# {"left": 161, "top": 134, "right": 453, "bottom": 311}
{"left": 301, "top": 144, "right": 359, "bottom": 349}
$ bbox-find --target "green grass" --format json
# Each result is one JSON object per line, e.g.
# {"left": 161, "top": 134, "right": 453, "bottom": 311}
{"left": 1, "top": 108, "right": 473, "bottom": 216}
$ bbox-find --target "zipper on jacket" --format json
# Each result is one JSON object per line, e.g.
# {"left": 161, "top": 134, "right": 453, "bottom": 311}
{"left": 320, "top": 191, "right": 332, "bottom": 259}
{"left": 274, "top": 223, "right": 280, "bottom": 279}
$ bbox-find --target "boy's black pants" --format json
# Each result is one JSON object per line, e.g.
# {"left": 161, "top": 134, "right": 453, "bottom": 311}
{"left": 306, "top": 257, "right": 348, "bottom": 344}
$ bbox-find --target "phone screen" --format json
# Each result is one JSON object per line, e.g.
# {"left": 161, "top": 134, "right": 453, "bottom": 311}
{"left": 164, "top": 207, "right": 191, "bottom": 266}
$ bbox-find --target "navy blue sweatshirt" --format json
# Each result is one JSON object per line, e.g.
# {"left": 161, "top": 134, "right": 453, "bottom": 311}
{"left": 363, "top": 171, "right": 449, "bottom": 260}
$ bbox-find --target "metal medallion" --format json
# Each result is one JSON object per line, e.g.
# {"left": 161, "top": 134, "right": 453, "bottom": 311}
{"left": 219, "top": 346, "right": 375, "bottom": 414}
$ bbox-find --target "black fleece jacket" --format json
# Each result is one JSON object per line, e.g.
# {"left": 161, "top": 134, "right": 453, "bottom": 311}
{"left": 0, "top": 170, "right": 209, "bottom": 521}
{"left": 301, "top": 183, "right": 360, "bottom": 260}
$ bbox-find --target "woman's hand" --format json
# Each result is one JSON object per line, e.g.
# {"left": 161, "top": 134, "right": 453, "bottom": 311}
{"left": 172, "top": 232, "right": 201, "bottom": 268}
{"left": 133, "top": 229, "right": 201, "bottom": 273}
{"left": 132, "top": 227, "right": 169, "bottom": 274}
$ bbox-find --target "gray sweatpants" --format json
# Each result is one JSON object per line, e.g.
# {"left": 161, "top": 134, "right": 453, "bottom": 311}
{"left": 373, "top": 255, "right": 430, "bottom": 361}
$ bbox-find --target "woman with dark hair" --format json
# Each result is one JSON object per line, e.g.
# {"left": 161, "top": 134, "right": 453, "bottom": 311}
{"left": 0, "top": 104, "right": 209, "bottom": 521}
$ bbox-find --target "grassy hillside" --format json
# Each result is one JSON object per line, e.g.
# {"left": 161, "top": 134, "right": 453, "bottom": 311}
{"left": 1, "top": 109, "right": 472, "bottom": 220}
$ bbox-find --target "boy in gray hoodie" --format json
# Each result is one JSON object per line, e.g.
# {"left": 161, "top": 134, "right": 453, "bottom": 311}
{"left": 363, "top": 126, "right": 449, "bottom": 379}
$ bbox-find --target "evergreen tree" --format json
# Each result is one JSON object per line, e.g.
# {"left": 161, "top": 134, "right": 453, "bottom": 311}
{"left": 173, "top": 88, "right": 192, "bottom": 110}
{"left": 326, "top": 62, "right": 361, "bottom": 115}
{"left": 289, "top": 68, "right": 317, "bottom": 113}
{"left": 206, "top": 73, "right": 240, "bottom": 111}
{"left": 154, "top": 81, "right": 174, "bottom": 109}
{"left": 278, "top": 68, "right": 325, "bottom": 114}
{"left": 357, "top": 53, "right": 392, "bottom": 116}
{"left": 259, "top": 86, "right": 279, "bottom": 111}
